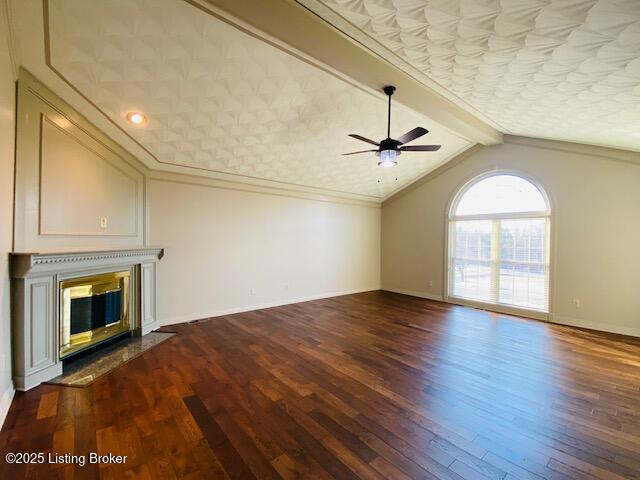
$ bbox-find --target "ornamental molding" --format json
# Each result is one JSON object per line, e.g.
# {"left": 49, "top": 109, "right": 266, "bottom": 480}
{"left": 10, "top": 248, "right": 164, "bottom": 278}
{"left": 30, "top": 248, "right": 163, "bottom": 266}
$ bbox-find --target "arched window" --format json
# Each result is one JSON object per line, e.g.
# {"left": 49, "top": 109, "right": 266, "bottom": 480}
{"left": 447, "top": 173, "right": 550, "bottom": 313}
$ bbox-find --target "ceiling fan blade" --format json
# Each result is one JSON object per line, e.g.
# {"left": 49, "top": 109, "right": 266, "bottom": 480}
{"left": 348, "top": 134, "right": 380, "bottom": 146}
{"left": 342, "top": 149, "right": 378, "bottom": 156}
{"left": 400, "top": 145, "right": 441, "bottom": 152}
{"left": 396, "top": 127, "right": 428, "bottom": 145}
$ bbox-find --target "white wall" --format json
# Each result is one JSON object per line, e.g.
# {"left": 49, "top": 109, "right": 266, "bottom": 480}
{"left": 0, "top": 2, "right": 16, "bottom": 426}
{"left": 148, "top": 177, "right": 381, "bottom": 325}
{"left": 382, "top": 137, "right": 640, "bottom": 336}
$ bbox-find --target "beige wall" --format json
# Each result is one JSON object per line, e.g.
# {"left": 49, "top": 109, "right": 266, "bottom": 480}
{"left": 0, "top": 3, "right": 16, "bottom": 425}
{"left": 148, "top": 177, "right": 381, "bottom": 325}
{"left": 13, "top": 71, "right": 146, "bottom": 252}
{"left": 11, "top": 68, "right": 382, "bottom": 335}
{"left": 382, "top": 137, "right": 640, "bottom": 336}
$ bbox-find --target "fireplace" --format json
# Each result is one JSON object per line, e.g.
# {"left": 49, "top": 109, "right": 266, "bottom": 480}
{"left": 59, "top": 270, "right": 131, "bottom": 359}
{"left": 11, "top": 248, "right": 163, "bottom": 390}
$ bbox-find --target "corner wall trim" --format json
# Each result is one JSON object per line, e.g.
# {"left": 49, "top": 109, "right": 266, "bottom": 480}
{"left": 160, "top": 287, "right": 381, "bottom": 326}
{"left": 0, "top": 385, "right": 15, "bottom": 429}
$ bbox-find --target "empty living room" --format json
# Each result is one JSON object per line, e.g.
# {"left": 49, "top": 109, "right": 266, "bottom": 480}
{"left": 1, "top": 0, "right": 640, "bottom": 479}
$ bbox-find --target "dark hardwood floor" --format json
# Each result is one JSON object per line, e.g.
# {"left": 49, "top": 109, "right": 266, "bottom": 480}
{"left": 2, "top": 291, "right": 640, "bottom": 479}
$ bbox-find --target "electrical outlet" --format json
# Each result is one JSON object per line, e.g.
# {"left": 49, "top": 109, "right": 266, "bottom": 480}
{"left": 428, "top": 280, "right": 434, "bottom": 287}
{"left": 250, "top": 287, "right": 256, "bottom": 295}
{"left": 100, "top": 216, "right": 108, "bottom": 229}
{"left": 572, "top": 298, "right": 580, "bottom": 308}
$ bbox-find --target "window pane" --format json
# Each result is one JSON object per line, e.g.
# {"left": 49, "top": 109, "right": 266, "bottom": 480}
{"left": 498, "top": 218, "right": 548, "bottom": 311}
{"left": 450, "top": 220, "right": 492, "bottom": 303}
{"left": 455, "top": 175, "right": 547, "bottom": 216}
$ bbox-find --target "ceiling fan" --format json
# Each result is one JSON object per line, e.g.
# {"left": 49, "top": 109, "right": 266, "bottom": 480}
{"left": 343, "top": 85, "right": 441, "bottom": 167}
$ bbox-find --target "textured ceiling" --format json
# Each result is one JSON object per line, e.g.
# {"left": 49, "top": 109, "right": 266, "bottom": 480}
{"left": 299, "top": 0, "right": 640, "bottom": 152}
{"left": 46, "top": 0, "right": 470, "bottom": 199}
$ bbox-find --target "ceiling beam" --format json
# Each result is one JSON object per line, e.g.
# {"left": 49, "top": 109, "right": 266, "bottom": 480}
{"left": 199, "top": 0, "right": 503, "bottom": 146}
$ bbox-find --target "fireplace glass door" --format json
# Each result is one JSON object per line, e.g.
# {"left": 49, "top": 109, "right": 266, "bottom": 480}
{"left": 59, "top": 270, "right": 131, "bottom": 358}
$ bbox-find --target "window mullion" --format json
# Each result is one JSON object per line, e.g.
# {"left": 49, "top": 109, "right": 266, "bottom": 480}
{"left": 448, "top": 222, "right": 455, "bottom": 295}
{"left": 490, "top": 219, "right": 501, "bottom": 304}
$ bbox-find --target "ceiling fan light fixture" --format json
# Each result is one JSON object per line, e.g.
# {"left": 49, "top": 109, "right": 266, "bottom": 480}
{"left": 343, "top": 86, "right": 441, "bottom": 164}
{"left": 378, "top": 149, "right": 398, "bottom": 167}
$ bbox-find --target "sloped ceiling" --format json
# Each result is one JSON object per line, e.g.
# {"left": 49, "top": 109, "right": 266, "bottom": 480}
{"left": 41, "top": 0, "right": 471, "bottom": 199}
{"left": 299, "top": 0, "right": 640, "bottom": 152}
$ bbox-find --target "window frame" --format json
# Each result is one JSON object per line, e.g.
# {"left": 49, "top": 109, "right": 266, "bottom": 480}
{"left": 444, "top": 170, "right": 553, "bottom": 321}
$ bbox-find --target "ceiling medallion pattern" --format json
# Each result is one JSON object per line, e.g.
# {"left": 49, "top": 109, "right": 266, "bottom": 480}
{"left": 303, "top": 0, "right": 640, "bottom": 152}
{"left": 47, "top": 0, "right": 470, "bottom": 198}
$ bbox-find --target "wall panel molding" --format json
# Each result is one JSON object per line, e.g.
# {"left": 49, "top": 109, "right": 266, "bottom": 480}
{"left": 38, "top": 116, "right": 140, "bottom": 237}
{"left": 13, "top": 69, "right": 147, "bottom": 251}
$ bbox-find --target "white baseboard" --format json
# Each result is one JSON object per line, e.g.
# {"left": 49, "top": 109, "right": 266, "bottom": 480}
{"left": 549, "top": 314, "right": 640, "bottom": 338}
{"left": 0, "top": 383, "right": 15, "bottom": 430}
{"left": 159, "top": 287, "right": 380, "bottom": 326}
{"left": 381, "top": 287, "right": 444, "bottom": 302}
{"left": 158, "top": 286, "right": 640, "bottom": 339}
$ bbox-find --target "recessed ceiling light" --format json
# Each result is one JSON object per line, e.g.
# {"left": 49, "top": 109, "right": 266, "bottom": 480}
{"left": 126, "top": 112, "right": 147, "bottom": 125}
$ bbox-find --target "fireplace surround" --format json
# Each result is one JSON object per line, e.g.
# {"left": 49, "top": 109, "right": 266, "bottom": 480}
{"left": 10, "top": 248, "right": 163, "bottom": 390}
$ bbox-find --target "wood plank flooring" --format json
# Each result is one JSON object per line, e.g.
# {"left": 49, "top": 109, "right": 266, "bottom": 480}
{"left": 2, "top": 291, "right": 640, "bottom": 479}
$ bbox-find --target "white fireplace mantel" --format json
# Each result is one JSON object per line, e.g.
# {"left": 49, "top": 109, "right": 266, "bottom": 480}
{"left": 10, "top": 247, "right": 163, "bottom": 390}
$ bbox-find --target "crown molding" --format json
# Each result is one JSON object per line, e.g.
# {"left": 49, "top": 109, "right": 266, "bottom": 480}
{"left": 504, "top": 135, "right": 640, "bottom": 165}
{"left": 147, "top": 170, "right": 382, "bottom": 208}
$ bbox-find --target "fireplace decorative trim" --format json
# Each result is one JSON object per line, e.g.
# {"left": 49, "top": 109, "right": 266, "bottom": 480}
{"left": 10, "top": 247, "right": 163, "bottom": 390}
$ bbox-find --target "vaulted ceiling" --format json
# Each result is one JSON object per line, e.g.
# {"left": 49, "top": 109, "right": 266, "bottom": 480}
{"left": 299, "top": 0, "right": 640, "bottom": 152}
{"left": 23, "top": 0, "right": 469, "bottom": 199}
{"left": 11, "top": 0, "right": 639, "bottom": 202}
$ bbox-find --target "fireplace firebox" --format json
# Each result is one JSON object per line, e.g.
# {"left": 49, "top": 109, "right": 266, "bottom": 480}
{"left": 59, "top": 270, "right": 131, "bottom": 358}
